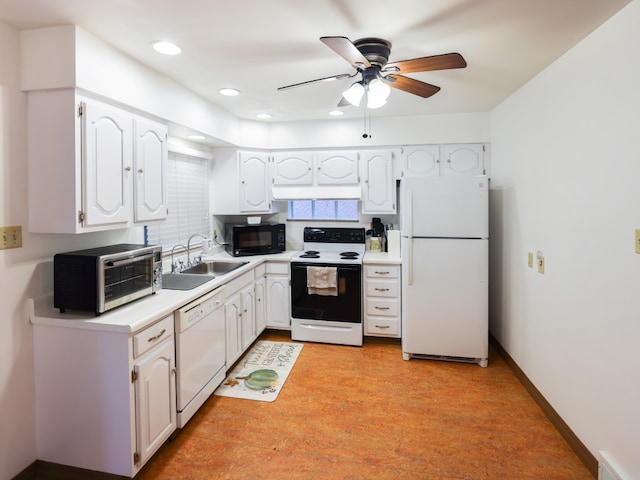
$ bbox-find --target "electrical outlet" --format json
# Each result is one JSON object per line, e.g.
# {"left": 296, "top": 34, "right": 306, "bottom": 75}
{"left": 0, "top": 225, "right": 22, "bottom": 250}
{"left": 527, "top": 252, "right": 533, "bottom": 268}
{"left": 635, "top": 229, "right": 640, "bottom": 254}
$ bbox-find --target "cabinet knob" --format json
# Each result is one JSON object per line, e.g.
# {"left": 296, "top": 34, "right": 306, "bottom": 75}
{"left": 138, "top": 168, "right": 144, "bottom": 173}
{"left": 125, "top": 166, "right": 132, "bottom": 172}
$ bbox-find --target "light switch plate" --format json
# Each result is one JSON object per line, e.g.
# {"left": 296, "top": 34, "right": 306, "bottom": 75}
{"left": 635, "top": 229, "right": 640, "bottom": 254}
{"left": 527, "top": 252, "right": 533, "bottom": 268}
{"left": 0, "top": 225, "right": 22, "bottom": 250}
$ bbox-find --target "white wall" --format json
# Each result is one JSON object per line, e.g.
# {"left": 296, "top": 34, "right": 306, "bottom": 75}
{"left": 489, "top": 1, "right": 640, "bottom": 478}
{"left": 0, "top": 21, "right": 141, "bottom": 480}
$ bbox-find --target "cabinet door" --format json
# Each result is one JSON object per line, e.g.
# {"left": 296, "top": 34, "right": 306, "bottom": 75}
{"left": 402, "top": 145, "right": 440, "bottom": 178}
{"left": 240, "top": 284, "right": 256, "bottom": 351}
{"left": 441, "top": 144, "right": 484, "bottom": 176}
{"left": 82, "top": 100, "right": 133, "bottom": 227}
{"left": 272, "top": 151, "right": 314, "bottom": 186}
{"left": 134, "top": 118, "right": 168, "bottom": 222}
{"left": 134, "top": 338, "right": 176, "bottom": 467}
{"left": 225, "top": 293, "right": 242, "bottom": 367}
{"left": 316, "top": 150, "right": 359, "bottom": 185}
{"left": 362, "top": 150, "right": 396, "bottom": 214}
{"left": 239, "top": 151, "right": 271, "bottom": 212}
{"left": 255, "top": 277, "right": 267, "bottom": 336}
{"left": 266, "top": 275, "right": 290, "bottom": 328}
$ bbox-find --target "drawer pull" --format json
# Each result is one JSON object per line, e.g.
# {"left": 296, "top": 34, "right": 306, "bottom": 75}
{"left": 374, "top": 287, "right": 390, "bottom": 292}
{"left": 375, "top": 325, "right": 390, "bottom": 329}
{"left": 374, "top": 271, "right": 390, "bottom": 275}
{"left": 147, "top": 329, "right": 166, "bottom": 342}
{"left": 374, "top": 306, "right": 390, "bottom": 310}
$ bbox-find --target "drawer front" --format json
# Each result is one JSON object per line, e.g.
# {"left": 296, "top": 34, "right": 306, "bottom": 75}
{"left": 365, "top": 279, "right": 399, "bottom": 298}
{"left": 133, "top": 314, "right": 174, "bottom": 358}
{"left": 365, "top": 316, "right": 400, "bottom": 336}
{"left": 366, "top": 298, "right": 399, "bottom": 317}
{"left": 365, "top": 264, "right": 400, "bottom": 279}
{"left": 266, "top": 262, "right": 289, "bottom": 275}
{"left": 254, "top": 263, "right": 266, "bottom": 277}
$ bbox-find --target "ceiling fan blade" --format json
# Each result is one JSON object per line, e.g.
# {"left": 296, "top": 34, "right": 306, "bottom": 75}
{"left": 384, "top": 53, "right": 466, "bottom": 74}
{"left": 386, "top": 74, "right": 441, "bottom": 98}
{"left": 278, "top": 73, "right": 353, "bottom": 91}
{"left": 320, "top": 36, "right": 371, "bottom": 70}
{"left": 337, "top": 97, "right": 351, "bottom": 107}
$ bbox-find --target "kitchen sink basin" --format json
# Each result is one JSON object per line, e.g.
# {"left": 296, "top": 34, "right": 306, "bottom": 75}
{"left": 162, "top": 273, "right": 215, "bottom": 291}
{"left": 180, "top": 260, "right": 249, "bottom": 276}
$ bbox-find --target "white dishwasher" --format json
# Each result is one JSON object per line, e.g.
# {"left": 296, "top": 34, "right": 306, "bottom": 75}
{"left": 175, "top": 286, "right": 226, "bottom": 427}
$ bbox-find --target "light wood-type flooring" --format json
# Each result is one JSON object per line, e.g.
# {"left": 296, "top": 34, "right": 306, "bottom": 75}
{"left": 134, "top": 330, "right": 593, "bottom": 480}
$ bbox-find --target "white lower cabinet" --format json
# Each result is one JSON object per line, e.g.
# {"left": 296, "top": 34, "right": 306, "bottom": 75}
{"left": 364, "top": 264, "right": 401, "bottom": 338}
{"left": 264, "top": 262, "right": 291, "bottom": 329}
{"left": 254, "top": 266, "right": 267, "bottom": 335}
{"left": 32, "top": 314, "right": 176, "bottom": 478}
{"left": 224, "top": 270, "right": 256, "bottom": 367}
{"left": 133, "top": 329, "right": 177, "bottom": 467}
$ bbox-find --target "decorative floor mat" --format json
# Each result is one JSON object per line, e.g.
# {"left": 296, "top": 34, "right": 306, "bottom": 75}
{"left": 214, "top": 340, "right": 303, "bottom": 402}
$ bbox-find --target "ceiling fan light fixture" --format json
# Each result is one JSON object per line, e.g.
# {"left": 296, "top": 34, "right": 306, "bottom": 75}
{"left": 342, "top": 82, "right": 365, "bottom": 107}
{"left": 367, "top": 78, "right": 391, "bottom": 109}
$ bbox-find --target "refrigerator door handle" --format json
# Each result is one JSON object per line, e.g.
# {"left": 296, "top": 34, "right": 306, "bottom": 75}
{"left": 407, "top": 237, "right": 414, "bottom": 285}
{"left": 405, "top": 188, "right": 413, "bottom": 238}
{"left": 405, "top": 187, "right": 414, "bottom": 285}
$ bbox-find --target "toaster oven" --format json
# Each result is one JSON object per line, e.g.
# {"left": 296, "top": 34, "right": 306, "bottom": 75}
{"left": 54, "top": 243, "right": 162, "bottom": 315}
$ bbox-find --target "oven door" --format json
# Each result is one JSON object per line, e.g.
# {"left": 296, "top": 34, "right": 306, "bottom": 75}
{"left": 290, "top": 262, "right": 362, "bottom": 323}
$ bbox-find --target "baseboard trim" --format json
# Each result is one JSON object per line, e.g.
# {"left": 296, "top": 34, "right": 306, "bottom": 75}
{"left": 490, "top": 334, "right": 597, "bottom": 478}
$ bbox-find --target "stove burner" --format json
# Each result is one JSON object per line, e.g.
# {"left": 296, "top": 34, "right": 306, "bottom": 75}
{"left": 300, "top": 253, "right": 320, "bottom": 259}
{"left": 340, "top": 251, "right": 359, "bottom": 257}
{"left": 304, "top": 250, "right": 320, "bottom": 255}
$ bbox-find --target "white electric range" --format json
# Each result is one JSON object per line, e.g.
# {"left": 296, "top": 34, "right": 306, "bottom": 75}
{"left": 290, "top": 227, "right": 366, "bottom": 346}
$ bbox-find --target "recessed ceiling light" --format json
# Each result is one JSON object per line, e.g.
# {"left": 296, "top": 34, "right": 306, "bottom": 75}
{"left": 329, "top": 110, "right": 344, "bottom": 116}
{"left": 256, "top": 113, "right": 272, "bottom": 119}
{"left": 219, "top": 88, "right": 240, "bottom": 96}
{"left": 187, "top": 134, "right": 206, "bottom": 141}
{"left": 151, "top": 41, "right": 181, "bottom": 55}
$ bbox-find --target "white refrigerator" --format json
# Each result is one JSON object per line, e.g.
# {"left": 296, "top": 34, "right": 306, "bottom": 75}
{"left": 400, "top": 175, "right": 489, "bottom": 367}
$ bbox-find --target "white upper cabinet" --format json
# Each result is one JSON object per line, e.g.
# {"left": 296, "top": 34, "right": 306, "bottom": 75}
{"left": 27, "top": 89, "right": 168, "bottom": 233}
{"left": 316, "top": 150, "right": 359, "bottom": 185}
{"left": 239, "top": 151, "right": 271, "bottom": 212}
{"left": 401, "top": 144, "right": 485, "bottom": 178}
{"left": 133, "top": 118, "right": 168, "bottom": 223}
{"left": 361, "top": 150, "right": 396, "bottom": 214}
{"left": 82, "top": 100, "right": 133, "bottom": 227}
{"left": 441, "top": 144, "right": 485, "bottom": 176}
{"left": 402, "top": 145, "right": 440, "bottom": 177}
{"left": 272, "top": 151, "right": 314, "bottom": 186}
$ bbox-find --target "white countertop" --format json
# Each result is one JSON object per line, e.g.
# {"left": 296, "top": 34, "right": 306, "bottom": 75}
{"left": 29, "top": 250, "right": 298, "bottom": 334}
{"left": 363, "top": 251, "right": 402, "bottom": 265}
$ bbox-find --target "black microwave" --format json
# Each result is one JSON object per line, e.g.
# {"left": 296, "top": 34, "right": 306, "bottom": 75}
{"left": 54, "top": 244, "right": 162, "bottom": 315}
{"left": 225, "top": 223, "right": 286, "bottom": 257}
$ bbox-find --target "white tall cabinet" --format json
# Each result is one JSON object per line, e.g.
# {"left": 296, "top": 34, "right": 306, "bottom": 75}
{"left": 27, "top": 89, "right": 168, "bottom": 233}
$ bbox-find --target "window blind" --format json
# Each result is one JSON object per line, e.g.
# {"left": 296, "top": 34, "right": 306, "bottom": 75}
{"left": 146, "top": 150, "right": 210, "bottom": 252}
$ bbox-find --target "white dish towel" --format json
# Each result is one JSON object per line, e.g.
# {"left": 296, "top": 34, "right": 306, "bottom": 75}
{"left": 306, "top": 266, "right": 338, "bottom": 296}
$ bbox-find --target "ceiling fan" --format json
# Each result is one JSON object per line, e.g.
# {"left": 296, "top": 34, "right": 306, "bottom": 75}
{"left": 278, "top": 36, "right": 467, "bottom": 109}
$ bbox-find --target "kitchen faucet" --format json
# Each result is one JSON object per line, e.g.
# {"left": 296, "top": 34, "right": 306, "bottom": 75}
{"left": 170, "top": 244, "right": 188, "bottom": 272}
{"left": 187, "top": 233, "right": 208, "bottom": 266}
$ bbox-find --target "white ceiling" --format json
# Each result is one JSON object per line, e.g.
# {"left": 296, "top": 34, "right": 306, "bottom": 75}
{"left": 0, "top": 0, "right": 631, "bottom": 123}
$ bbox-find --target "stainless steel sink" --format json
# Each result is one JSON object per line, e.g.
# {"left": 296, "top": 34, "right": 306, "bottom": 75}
{"left": 180, "top": 260, "right": 249, "bottom": 276}
{"left": 162, "top": 273, "right": 215, "bottom": 290}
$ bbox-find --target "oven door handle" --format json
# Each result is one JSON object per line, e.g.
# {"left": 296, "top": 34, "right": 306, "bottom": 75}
{"left": 106, "top": 253, "right": 154, "bottom": 267}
